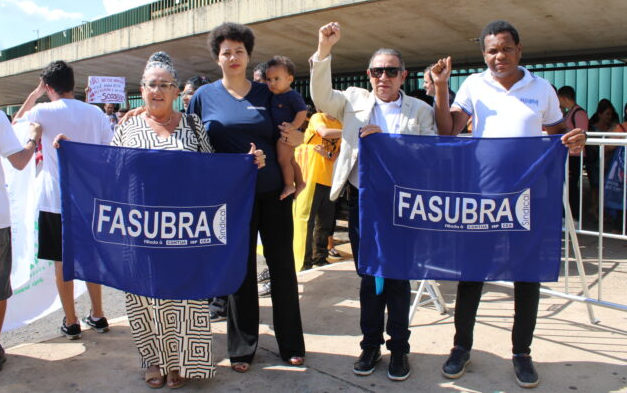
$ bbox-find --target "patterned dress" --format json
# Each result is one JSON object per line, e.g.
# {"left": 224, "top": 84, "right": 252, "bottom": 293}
{"left": 112, "top": 114, "right": 216, "bottom": 378}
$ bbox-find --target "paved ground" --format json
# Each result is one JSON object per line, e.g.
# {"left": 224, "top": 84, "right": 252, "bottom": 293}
{"left": 1, "top": 231, "right": 626, "bottom": 392}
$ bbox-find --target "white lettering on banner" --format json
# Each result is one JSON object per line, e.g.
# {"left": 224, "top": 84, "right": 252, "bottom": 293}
{"left": 394, "top": 186, "right": 531, "bottom": 232}
{"left": 92, "top": 199, "right": 227, "bottom": 248}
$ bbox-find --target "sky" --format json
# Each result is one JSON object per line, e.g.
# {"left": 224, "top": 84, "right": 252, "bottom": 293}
{"left": 0, "top": 0, "right": 155, "bottom": 50}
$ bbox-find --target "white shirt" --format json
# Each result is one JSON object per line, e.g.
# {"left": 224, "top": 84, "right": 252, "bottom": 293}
{"left": 25, "top": 99, "right": 112, "bottom": 213}
{"left": 348, "top": 95, "right": 403, "bottom": 187}
{"left": 453, "top": 67, "right": 563, "bottom": 137}
{"left": 0, "top": 112, "right": 23, "bottom": 228}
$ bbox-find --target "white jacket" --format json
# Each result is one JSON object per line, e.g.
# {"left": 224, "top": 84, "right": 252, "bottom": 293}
{"left": 310, "top": 54, "right": 436, "bottom": 200}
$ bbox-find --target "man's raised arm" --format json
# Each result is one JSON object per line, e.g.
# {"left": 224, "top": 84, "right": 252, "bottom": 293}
{"left": 310, "top": 22, "right": 346, "bottom": 120}
{"left": 431, "top": 56, "right": 469, "bottom": 136}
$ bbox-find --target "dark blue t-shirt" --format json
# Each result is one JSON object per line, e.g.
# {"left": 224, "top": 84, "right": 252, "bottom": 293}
{"left": 270, "top": 89, "right": 308, "bottom": 128}
{"left": 188, "top": 80, "right": 282, "bottom": 192}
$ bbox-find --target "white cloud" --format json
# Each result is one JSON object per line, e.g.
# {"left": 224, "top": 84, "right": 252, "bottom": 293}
{"left": 4, "top": 0, "right": 83, "bottom": 21}
{"left": 102, "top": 0, "right": 156, "bottom": 15}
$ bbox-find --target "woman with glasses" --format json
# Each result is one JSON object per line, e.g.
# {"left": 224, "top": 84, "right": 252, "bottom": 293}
{"left": 188, "top": 22, "right": 306, "bottom": 373}
{"left": 112, "top": 51, "right": 264, "bottom": 389}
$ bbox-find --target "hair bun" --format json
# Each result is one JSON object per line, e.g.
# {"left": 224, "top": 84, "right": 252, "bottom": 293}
{"left": 148, "top": 51, "right": 173, "bottom": 66}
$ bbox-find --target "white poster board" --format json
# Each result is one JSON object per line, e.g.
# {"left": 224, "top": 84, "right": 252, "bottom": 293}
{"left": 87, "top": 76, "right": 126, "bottom": 104}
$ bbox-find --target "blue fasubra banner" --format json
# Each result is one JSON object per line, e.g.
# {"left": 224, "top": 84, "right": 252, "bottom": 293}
{"left": 358, "top": 134, "right": 567, "bottom": 282}
{"left": 58, "top": 141, "right": 256, "bottom": 299}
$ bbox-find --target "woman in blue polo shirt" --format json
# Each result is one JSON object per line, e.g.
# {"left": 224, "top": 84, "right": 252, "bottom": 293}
{"left": 188, "top": 22, "right": 305, "bottom": 373}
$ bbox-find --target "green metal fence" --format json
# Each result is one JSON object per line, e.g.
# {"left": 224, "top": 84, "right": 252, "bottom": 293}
{"left": 0, "top": 0, "right": 222, "bottom": 63}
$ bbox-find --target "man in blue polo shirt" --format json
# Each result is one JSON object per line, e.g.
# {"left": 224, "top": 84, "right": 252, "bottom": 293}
{"left": 431, "top": 20, "right": 586, "bottom": 389}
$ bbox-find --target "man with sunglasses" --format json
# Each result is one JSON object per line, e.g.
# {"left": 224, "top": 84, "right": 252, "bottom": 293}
{"left": 310, "top": 22, "right": 435, "bottom": 381}
{"left": 431, "top": 20, "right": 586, "bottom": 388}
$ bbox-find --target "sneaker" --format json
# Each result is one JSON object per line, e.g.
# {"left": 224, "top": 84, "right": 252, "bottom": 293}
{"left": 258, "top": 281, "right": 271, "bottom": 297}
{"left": 210, "top": 310, "right": 227, "bottom": 322}
{"left": 60, "top": 317, "right": 82, "bottom": 340}
{"left": 257, "top": 268, "right": 271, "bottom": 283}
{"left": 0, "top": 344, "right": 6, "bottom": 371}
{"left": 82, "top": 315, "right": 110, "bottom": 333}
{"left": 513, "top": 354, "right": 539, "bottom": 388}
{"left": 442, "top": 346, "right": 470, "bottom": 379}
{"left": 327, "top": 248, "right": 342, "bottom": 260}
{"left": 353, "top": 347, "right": 381, "bottom": 376}
{"left": 387, "top": 352, "right": 410, "bottom": 381}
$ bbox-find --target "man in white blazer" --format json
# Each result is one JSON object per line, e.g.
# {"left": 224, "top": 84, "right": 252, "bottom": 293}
{"left": 310, "top": 22, "right": 435, "bottom": 381}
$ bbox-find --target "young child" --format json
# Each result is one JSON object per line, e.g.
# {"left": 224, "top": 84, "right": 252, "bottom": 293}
{"left": 265, "top": 55, "right": 308, "bottom": 200}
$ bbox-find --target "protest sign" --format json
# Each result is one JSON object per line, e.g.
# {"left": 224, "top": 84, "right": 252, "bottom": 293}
{"left": 58, "top": 141, "right": 257, "bottom": 300}
{"left": 358, "top": 134, "right": 567, "bottom": 282}
{"left": 87, "top": 76, "right": 126, "bottom": 103}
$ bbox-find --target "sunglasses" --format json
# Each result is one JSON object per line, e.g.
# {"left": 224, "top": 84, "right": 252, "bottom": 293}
{"left": 368, "top": 67, "right": 402, "bottom": 78}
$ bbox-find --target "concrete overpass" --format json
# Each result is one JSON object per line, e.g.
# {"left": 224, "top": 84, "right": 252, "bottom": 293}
{"left": 1, "top": 0, "right": 627, "bottom": 107}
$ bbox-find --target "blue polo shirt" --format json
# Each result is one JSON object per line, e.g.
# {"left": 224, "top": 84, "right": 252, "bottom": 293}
{"left": 189, "top": 80, "right": 282, "bottom": 192}
{"left": 270, "top": 89, "right": 308, "bottom": 128}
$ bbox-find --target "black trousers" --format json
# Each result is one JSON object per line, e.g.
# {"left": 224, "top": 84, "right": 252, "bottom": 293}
{"left": 348, "top": 184, "right": 411, "bottom": 353}
{"left": 453, "top": 281, "right": 540, "bottom": 355}
{"left": 227, "top": 189, "right": 305, "bottom": 363}
{"left": 304, "top": 183, "right": 335, "bottom": 265}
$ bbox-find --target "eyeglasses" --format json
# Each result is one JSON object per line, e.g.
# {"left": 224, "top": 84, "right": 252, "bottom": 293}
{"left": 368, "top": 67, "right": 402, "bottom": 78}
{"left": 142, "top": 82, "right": 177, "bottom": 91}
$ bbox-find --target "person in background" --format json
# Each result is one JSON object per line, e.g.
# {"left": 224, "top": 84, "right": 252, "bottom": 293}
{"left": 253, "top": 62, "right": 267, "bottom": 83}
{"left": 181, "top": 75, "right": 210, "bottom": 112}
{"left": 423, "top": 65, "right": 455, "bottom": 107}
{"left": 103, "top": 103, "right": 118, "bottom": 132}
{"left": 13, "top": 60, "right": 112, "bottom": 341}
{"left": 265, "top": 55, "right": 308, "bottom": 200}
{"left": 586, "top": 99, "right": 620, "bottom": 217}
{"left": 612, "top": 102, "right": 627, "bottom": 133}
{"left": 557, "top": 86, "right": 589, "bottom": 220}
{"left": 188, "top": 22, "right": 305, "bottom": 373}
{"left": 0, "top": 112, "right": 42, "bottom": 372}
{"left": 116, "top": 106, "right": 128, "bottom": 120}
{"left": 293, "top": 111, "right": 342, "bottom": 271}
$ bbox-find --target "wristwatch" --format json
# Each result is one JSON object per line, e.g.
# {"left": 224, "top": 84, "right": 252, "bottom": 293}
{"left": 26, "top": 138, "right": 37, "bottom": 147}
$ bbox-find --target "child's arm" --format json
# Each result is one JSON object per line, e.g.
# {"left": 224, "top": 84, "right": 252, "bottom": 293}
{"left": 316, "top": 126, "right": 342, "bottom": 139}
{"left": 286, "top": 110, "right": 308, "bottom": 131}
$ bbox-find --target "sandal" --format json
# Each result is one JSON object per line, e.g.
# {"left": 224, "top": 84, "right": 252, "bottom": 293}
{"left": 231, "top": 362, "right": 250, "bottom": 373}
{"left": 166, "top": 370, "right": 186, "bottom": 389}
{"left": 288, "top": 356, "right": 305, "bottom": 366}
{"left": 144, "top": 366, "right": 165, "bottom": 389}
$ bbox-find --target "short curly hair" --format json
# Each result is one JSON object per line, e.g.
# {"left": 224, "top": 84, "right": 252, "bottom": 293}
{"left": 266, "top": 56, "right": 296, "bottom": 77}
{"left": 40, "top": 60, "right": 74, "bottom": 94}
{"left": 479, "top": 20, "right": 520, "bottom": 52}
{"left": 207, "top": 22, "right": 255, "bottom": 60}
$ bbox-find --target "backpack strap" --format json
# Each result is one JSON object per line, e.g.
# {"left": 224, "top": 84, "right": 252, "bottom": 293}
{"left": 569, "top": 106, "right": 583, "bottom": 129}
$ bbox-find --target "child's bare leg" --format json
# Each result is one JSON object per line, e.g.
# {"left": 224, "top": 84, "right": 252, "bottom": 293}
{"left": 277, "top": 141, "right": 296, "bottom": 200}
{"left": 291, "top": 157, "right": 306, "bottom": 198}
